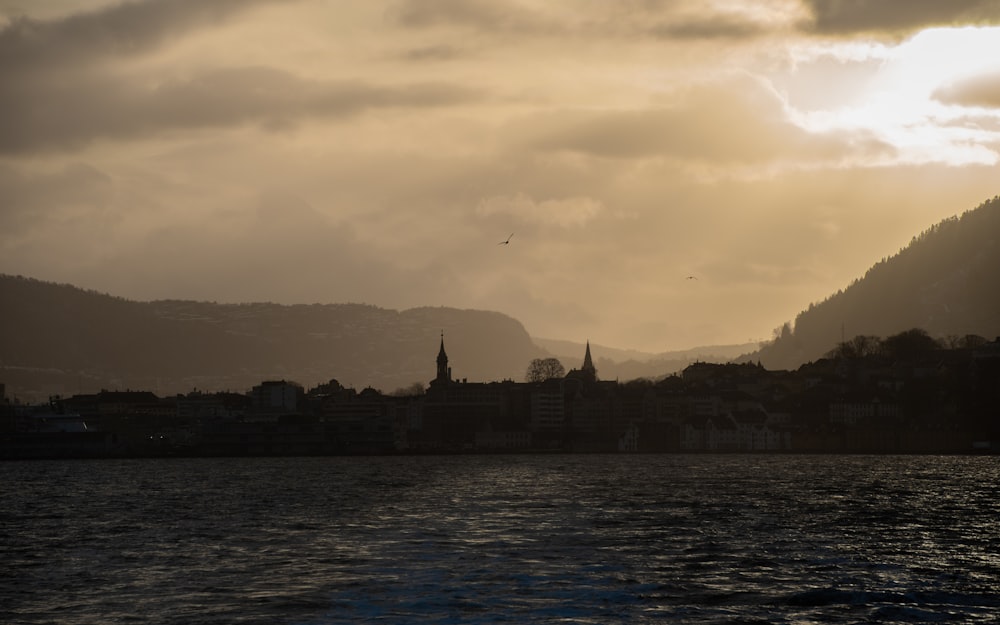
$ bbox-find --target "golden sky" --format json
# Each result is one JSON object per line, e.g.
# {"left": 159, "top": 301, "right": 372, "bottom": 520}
{"left": 2, "top": 0, "right": 1000, "bottom": 352}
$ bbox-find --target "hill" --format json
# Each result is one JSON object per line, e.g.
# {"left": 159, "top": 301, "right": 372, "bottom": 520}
{"left": 0, "top": 275, "right": 545, "bottom": 400}
{"left": 747, "top": 195, "right": 1000, "bottom": 370}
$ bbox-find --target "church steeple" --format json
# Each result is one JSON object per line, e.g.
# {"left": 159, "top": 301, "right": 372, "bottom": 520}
{"left": 581, "top": 340, "right": 597, "bottom": 381}
{"left": 435, "top": 332, "right": 451, "bottom": 384}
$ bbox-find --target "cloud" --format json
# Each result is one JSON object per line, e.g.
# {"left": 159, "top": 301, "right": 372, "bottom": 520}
{"left": 647, "top": 15, "right": 769, "bottom": 40}
{"left": 0, "top": 66, "right": 480, "bottom": 153}
{"left": 638, "top": 1, "right": 804, "bottom": 40}
{"left": 802, "top": 0, "right": 1000, "bottom": 35}
{"left": 389, "top": 0, "right": 788, "bottom": 41}
{"left": 0, "top": 0, "right": 286, "bottom": 73}
{"left": 0, "top": 0, "right": 410, "bottom": 153}
{"left": 519, "top": 75, "right": 892, "bottom": 166}
{"left": 934, "top": 71, "right": 1000, "bottom": 108}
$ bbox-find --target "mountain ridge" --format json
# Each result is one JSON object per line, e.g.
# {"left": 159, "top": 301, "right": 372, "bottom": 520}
{"left": 744, "top": 195, "right": 1000, "bottom": 369}
{"left": 0, "top": 275, "right": 545, "bottom": 400}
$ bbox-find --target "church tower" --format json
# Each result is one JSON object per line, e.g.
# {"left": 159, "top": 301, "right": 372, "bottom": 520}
{"left": 434, "top": 332, "right": 452, "bottom": 385}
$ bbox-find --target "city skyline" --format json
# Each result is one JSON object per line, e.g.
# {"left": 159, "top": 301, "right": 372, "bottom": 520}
{"left": 2, "top": 1, "right": 1000, "bottom": 352}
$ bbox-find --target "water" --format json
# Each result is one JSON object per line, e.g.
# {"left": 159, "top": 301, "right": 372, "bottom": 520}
{"left": 2, "top": 454, "right": 999, "bottom": 624}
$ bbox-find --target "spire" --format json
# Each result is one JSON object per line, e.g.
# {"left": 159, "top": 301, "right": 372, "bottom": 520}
{"left": 581, "top": 340, "right": 597, "bottom": 381}
{"left": 435, "top": 331, "right": 451, "bottom": 384}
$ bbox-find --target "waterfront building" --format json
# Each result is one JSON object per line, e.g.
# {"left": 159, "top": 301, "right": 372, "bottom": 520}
{"left": 249, "top": 380, "right": 304, "bottom": 417}
{"left": 421, "top": 334, "right": 521, "bottom": 449}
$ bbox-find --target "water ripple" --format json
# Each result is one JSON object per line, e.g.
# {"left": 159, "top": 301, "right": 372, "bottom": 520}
{"left": 2, "top": 454, "right": 999, "bottom": 624}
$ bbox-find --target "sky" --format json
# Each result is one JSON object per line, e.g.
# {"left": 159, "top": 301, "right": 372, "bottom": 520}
{"left": 2, "top": 1, "right": 1000, "bottom": 353}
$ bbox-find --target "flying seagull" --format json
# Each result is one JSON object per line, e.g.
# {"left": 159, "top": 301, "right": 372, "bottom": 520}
{"left": 685, "top": 275, "right": 698, "bottom": 280}
{"left": 498, "top": 233, "right": 514, "bottom": 245}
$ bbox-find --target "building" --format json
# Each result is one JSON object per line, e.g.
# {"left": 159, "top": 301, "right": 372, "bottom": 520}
{"left": 249, "top": 380, "right": 304, "bottom": 417}
{"left": 420, "top": 334, "right": 521, "bottom": 449}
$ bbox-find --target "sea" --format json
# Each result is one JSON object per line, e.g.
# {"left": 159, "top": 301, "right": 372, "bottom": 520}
{"left": 2, "top": 454, "right": 999, "bottom": 624}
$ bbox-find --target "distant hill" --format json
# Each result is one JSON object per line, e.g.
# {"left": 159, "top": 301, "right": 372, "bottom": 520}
{"left": 0, "top": 275, "right": 546, "bottom": 400}
{"left": 532, "top": 337, "right": 757, "bottom": 381}
{"left": 746, "top": 195, "right": 1000, "bottom": 370}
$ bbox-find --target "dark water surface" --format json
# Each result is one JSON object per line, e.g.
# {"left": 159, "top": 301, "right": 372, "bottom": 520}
{"left": 3, "top": 454, "right": 999, "bottom": 624}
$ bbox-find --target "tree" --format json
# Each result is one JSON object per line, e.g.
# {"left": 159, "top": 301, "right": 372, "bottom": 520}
{"left": 943, "top": 334, "right": 988, "bottom": 350}
{"left": 525, "top": 357, "right": 565, "bottom": 382}
{"left": 882, "top": 328, "right": 940, "bottom": 360}
{"left": 826, "top": 334, "right": 882, "bottom": 360}
{"left": 772, "top": 322, "right": 792, "bottom": 342}
{"left": 390, "top": 381, "right": 426, "bottom": 397}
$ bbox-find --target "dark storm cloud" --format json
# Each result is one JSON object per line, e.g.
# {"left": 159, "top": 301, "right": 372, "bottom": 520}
{"left": 0, "top": 0, "right": 287, "bottom": 72}
{"left": 803, "top": 0, "right": 1000, "bottom": 34}
{"left": 0, "top": 65, "right": 479, "bottom": 154}
{"left": 934, "top": 71, "right": 1000, "bottom": 109}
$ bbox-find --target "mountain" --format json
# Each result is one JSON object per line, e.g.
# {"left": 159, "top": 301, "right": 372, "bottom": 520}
{"left": 0, "top": 275, "right": 546, "bottom": 400}
{"left": 532, "top": 337, "right": 757, "bottom": 381}
{"left": 746, "top": 195, "right": 1000, "bottom": 370}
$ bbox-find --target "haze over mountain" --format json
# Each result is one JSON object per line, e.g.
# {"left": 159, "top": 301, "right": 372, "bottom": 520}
{"left": 532, "top": 337, "right": 756, "bottom": 383}
{"left": 746, "top": 195, "right": 1000, "bottom": 370}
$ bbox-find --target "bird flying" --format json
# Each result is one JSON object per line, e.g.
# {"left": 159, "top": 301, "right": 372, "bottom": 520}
{"left": 498, "top": 233, "right": 514, "bottom": 245}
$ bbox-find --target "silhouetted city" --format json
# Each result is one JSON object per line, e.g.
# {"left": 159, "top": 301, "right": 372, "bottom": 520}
{"left": 3, "top": 329, "right": 999, "bottom": 459}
